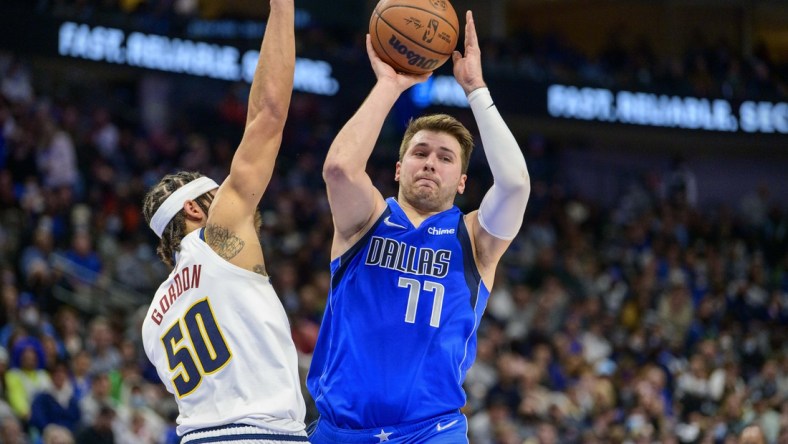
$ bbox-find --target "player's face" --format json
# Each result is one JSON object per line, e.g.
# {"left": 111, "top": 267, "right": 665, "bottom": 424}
{"left": 395, "top": 130, "right": 466, "bottom": 212}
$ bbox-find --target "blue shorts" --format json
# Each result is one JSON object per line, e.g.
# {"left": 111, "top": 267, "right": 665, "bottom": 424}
{"left": 307, "top": 411, "right": 468, "bottom": 444}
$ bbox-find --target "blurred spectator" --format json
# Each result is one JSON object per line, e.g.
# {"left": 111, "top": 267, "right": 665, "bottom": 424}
{"left": 14, "top": 292, "right": 55, "bottom": 340}
{"left": 505, "top": 284, "right": 538, "bottom": 342}
{"left": 657, "top": 274, "right": 695, "bottom": 349}
{"left": 1, "top": 58, "right": 33, "bottom": 105}
{"left": 69, "top": 350, "right": 92, "bottom": 399}
{"left": 52, "top": 306, "right": 83, "bottom": 359}
{"left": 740, "top": 184, "right": 772, "bottom": 229}
{"left": 468, "top": 393, "right": 520, "bottom": 444}
{"left": 663, "top": 155, "right": 698, "bottom": 209}
{"left": 41, "top": 423, "right": 75, "bottom": 444}
{"left": 110, "top": 380, "right": 166, "bottom": 444}
{"left": 78, "top": 372, "right": 113, "bottom": 429}
{"left": 465, "top": 336, "right": 499, "bottom": 413}
{"left": 524, "top": 421, "right": 559, "bottom": 444}
{"left": 676, "top": 353, "right": 717, "bottom": 419}
{"left": 75, "top": 404, "right": 115, "bottom": 444}
{"left": 58, "top": 229, "right": 102, "bottom": 288}
{"left": 18, "top": 226, "right": 55, "bottom": 292}
{"left": 4, "top": 337, "right": 51, "bottom": 421}
{"left": 290, "top": 284, "right": 321, "bottom": 355}
{"left": 90, "top": 108, "right": 120, "bottom": 163}
{"left": 749, "top": 359, "right": 783, "bottom": 411}
{"left": 740, "top": 424, "right": 766, "bottom": 444}
{"left": 116, "top": 408, "right": 158, "bottom": 444}
{"left": 0, "top": 415, "right": 29, "bottom": 444}
{"left": 0, "top": 284, "right": 22, "bottom": 347}
{"left": 29, "top": 360, "right": 81, "bottom": 434}
{"left": 36, "top": 118, "right": 79, "bottom": 192}
{"left": 111, "top": 237, "right": 163, "bottom": 292}
{"left": 85, "top": 318, "right": 121, "bottom": 377}
{"left": 0, "top": 346, "right": 13, "bottom": 418}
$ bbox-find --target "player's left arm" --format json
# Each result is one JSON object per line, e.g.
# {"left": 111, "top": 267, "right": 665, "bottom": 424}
{"left": 213, "top": 0, "right": 295, "bottom": 221}
{"left": 453, "top": 11, "right": 530, "bottom": 284}
{"left": 200, "top": 0, "right": 293, "bottom": 272}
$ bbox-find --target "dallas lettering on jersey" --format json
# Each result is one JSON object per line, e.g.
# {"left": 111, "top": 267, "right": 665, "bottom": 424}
{"left": 151, "top": 264, "right": 202, "bottom": 325}
{"left": 365, "top": 236, "right": 450, "bottom": 277}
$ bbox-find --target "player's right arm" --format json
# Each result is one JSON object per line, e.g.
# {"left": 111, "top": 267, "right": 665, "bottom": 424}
{"left": 323, "top": 35, "right": 429, "bottom": 258}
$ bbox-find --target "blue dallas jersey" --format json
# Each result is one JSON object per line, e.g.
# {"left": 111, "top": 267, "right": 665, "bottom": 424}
{"left": 307, "top": 198, "right": 490, "bottom": 429}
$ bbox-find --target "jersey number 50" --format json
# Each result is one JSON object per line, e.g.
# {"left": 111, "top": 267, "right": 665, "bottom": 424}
{"left": 161, "top": 298, "right": 232, "bottom": 397}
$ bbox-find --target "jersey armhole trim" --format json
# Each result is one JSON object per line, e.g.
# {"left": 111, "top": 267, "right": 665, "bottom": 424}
{"left": 458, "top": 215, "right": 483, "bottom": 309}
{"left": 330, "top": 206, "right": 392, "bottom": 288}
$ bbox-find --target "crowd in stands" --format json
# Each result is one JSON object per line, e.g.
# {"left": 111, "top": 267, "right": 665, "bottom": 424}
{"left": 0, "top": 6, "right": 787, "bottom": 444}
{"left": 482, "top": 30, "right": 787, "bottom": 102}
{"left": 27, "top": 0, "right": 788, "bottom": 103}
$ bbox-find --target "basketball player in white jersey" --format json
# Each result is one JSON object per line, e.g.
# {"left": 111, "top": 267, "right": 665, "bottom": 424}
{"left": 140, "top": 1, "right": 307, "bottom": 442}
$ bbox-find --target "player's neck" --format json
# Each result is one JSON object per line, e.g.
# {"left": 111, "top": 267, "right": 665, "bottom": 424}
{"left": 184, "top": 219, "right": 205, "bottom": 236}
{"left": 395, "top": 197, "right": 451, "bottom": 228}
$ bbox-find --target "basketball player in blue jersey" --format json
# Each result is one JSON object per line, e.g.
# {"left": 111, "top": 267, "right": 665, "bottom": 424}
{"left": 307, "top": 10, "right": 530, "bottom": 444}
{"left": 140, "top": 1, "right": 307, "bottom": 443}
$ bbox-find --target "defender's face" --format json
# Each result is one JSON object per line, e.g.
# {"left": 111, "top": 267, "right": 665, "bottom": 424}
{"left": 395, "top": 130, "right": 466, "bottom": 212}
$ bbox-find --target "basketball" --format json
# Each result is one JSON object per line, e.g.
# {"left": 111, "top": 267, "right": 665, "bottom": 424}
{"left": 369, "top": 0, "right": 460, "bottom": 74}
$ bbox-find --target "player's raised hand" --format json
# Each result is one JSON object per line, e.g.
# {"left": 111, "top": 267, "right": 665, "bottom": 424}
{"left": 452, "top": 10, "right": 486, "bottom": 95}
{"left": 366, "top": 34, "right": 430, "bottom": 92}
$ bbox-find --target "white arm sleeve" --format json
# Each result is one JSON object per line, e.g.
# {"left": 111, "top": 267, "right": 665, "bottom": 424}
{"left": 469, "top": 87, "right": 530, "bottom": 240}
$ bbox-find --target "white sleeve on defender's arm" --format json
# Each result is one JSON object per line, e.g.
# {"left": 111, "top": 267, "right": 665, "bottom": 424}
{"left": 468, "top": 87, "right": 531, "bottom": 240}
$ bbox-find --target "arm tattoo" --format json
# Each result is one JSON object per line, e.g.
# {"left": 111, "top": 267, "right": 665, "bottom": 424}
{"left": 252, "top": 264, "right": 267, "bottom": 277}
{"left": 205, "top": 224, "right": 245, "bottom": 260}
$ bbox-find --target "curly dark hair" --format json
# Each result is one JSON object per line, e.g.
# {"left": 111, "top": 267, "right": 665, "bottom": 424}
{"left": 142, "top": 171, "right": 215, "bottom": 267}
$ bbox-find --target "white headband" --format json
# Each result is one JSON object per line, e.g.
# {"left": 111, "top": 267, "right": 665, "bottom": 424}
{"left": 150, "top": 177, "right": 219, "bottom": 238}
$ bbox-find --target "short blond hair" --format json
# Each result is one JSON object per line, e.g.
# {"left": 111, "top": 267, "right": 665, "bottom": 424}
{"left": 399, "top": 114, "right": 474, "bottom": 173}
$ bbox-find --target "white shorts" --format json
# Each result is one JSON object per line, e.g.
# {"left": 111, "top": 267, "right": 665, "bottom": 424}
{"left": 181, "top": 423, "right": 308, "bottom": 444}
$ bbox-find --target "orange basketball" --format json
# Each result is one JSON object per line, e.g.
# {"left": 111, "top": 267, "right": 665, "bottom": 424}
{"left": 369, "top": 0, "right": 460, "bottom": 74}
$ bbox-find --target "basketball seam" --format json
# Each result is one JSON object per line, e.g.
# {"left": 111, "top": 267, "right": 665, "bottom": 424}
{"left": 379, "top": 4, "right": 460, "bottom": 37}
{"left": 375, "top": 7, "right": 457, "bottom": 56}
{"left": 372, "top": 12, "right": 422, "bottom": 74}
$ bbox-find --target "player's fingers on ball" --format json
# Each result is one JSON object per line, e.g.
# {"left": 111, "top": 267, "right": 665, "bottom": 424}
{"left": 365, "top": 34, "right": 373, "bottom": 52}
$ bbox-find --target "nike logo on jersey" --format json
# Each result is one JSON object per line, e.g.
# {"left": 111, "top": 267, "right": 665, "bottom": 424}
{"left": 383, "top": 216, "right": 407, "bottom": 230}
{"left": 436, "top": 419, "right": 459, "bottom": 431}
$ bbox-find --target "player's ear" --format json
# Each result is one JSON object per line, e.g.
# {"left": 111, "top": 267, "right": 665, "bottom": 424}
{"left": 394, "top": 161, "right": 402, "bottom": 182}
{"left": 182, "top": 200, "right": 204, "bottom": 221}
{"left": 456, "top": 174, "right": 467, "bottom": 194}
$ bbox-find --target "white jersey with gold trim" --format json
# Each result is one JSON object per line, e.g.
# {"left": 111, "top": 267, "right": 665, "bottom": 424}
{"left": 142, "top": 229, "right": 306, "bottom": 436}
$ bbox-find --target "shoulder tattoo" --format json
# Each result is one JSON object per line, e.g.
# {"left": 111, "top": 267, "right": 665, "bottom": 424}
{"left": 252, "top": 264, "right": 267, "bottom": 277}
{"left": 205, "top": 224, "right": 245, "bottom": 260}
